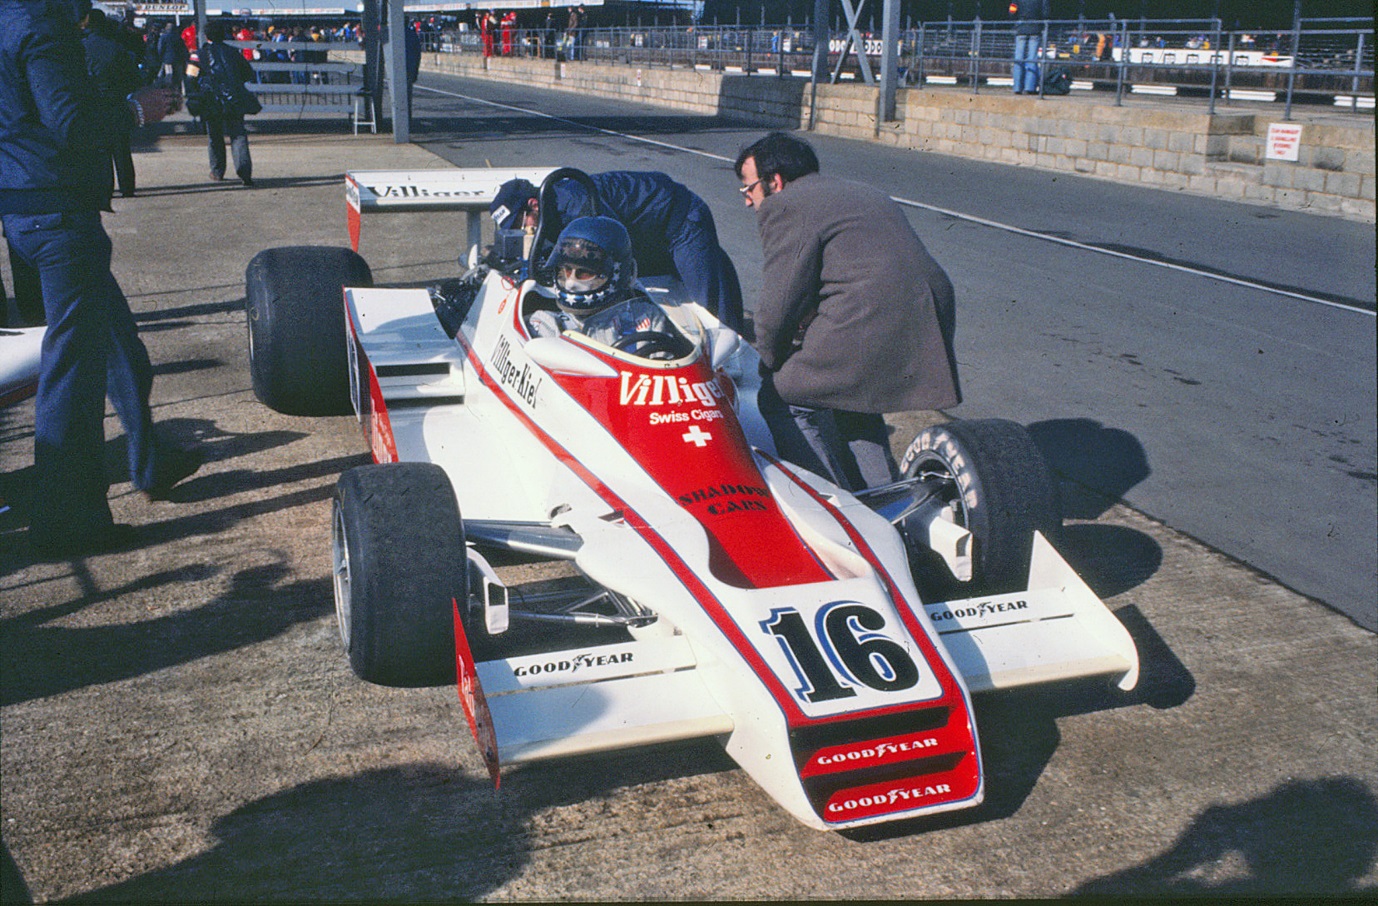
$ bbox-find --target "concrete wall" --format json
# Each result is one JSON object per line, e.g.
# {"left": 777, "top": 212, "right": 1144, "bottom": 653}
{"left": 416, "top": 52, "right": 1375, "bottom": 222}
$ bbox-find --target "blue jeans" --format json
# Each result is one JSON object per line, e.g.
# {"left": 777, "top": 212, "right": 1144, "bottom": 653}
{"left": 757, "top": 371, "right": 898, "bottom": 492}
{"left": 206, "top": 113, "right": 252, "bottom": 181}
{"left": 1013, "top": 34, "right": 1042, "bottom": 93}
{"left": 3, "top": 210, "right": 163, "bottom": 534}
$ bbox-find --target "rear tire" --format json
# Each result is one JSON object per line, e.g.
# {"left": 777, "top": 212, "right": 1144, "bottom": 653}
{"left": 899, "top": 418, "right": 1061, "bottom": 598}
{"left": 246, "top": 246, "right": 372, "bottom": 416}
{"left": 332, "top": 463, "right": 466, "bottom": 687}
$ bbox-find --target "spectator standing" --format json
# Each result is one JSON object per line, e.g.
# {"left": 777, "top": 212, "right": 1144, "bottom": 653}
{"left": 179, "top": 20, "right": 196, "bottom": 59}
{"left": 490, "top": 170, "right": 744, "bottom": 332}
{"left": 81, "top": 7, "right": 140, "bottom": 198}
{"left": 289, "top": 26, "right": 306, "bottom": 85}
{"left": 235, "top": 23, "right": 257, "bottom": 64}
{"left": 156, "top": 21, "right": 187, "bottom": 90}
{"left": 140, "top": 22, "right": 160, "bottom": 84}
{"left": 501, "top": 11, "right": 515, "bottom": 56}
{"left": 269, "top": 26, "right": 290, "bottom": 84}
{"left": 1, "top": 0, "right": 200, "bottom": 557}
{"left": 1010, "top": 0, "right": 1050, "bottom": 95}
{"left": 112, "top": 11, "right": 146, "bottom": 75}
{"left": 188, "top": 20, "right": 258, "bottom": 186}
{"left": 479, "top": 10, "right": 495, "bottom": 58}
{"left": 564, "top": 4, "right": 582, "bottom": 60}
{"left": 733, "top": 132, "right": 960, "bottom": 491}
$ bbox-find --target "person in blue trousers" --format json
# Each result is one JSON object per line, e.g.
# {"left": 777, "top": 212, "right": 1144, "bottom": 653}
{"left": 1, "top": 0, "right": 201, "bottom": 558}
{"left": 1011, "top": 0, "right": 1051, "bottom": 95}
{"left": 490, "top": 171, "right": 745, "bottom": 333}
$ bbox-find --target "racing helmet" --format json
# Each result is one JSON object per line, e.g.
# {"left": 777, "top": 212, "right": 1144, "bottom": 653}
{"left": 545, "top": 216, "right": 636, "bottom": 315}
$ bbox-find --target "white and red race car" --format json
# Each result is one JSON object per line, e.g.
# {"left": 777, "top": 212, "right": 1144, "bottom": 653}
{"left": 246, "top": 167, "right": 1139, "bottom": 832}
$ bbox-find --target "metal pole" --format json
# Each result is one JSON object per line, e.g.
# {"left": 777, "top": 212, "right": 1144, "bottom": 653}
{"left": 917, "top": 21, "right": 926, "bottom": 87}
{"left": 1208, "top": 17, "right": 1220, "bottom": 115}
{"left": 1223, "top": 29, "right": 1235, "bottom": 104}
{"left": 387, "top": 0, "right": 408, "bottom": 142}
{"left": 1115, "top": 20, "right": 1128, "bottom": 106}
{"left": 1284, "top": 0, "right": 1301, "bottom": 121}
{"left": 879, "top": 0, "right": 900, "bottom": 120}
{"left": 1037, "top": 20, "right": 1047, "bottom": 98}
{"left": 808, "top": 0, "right": 830, "bottom": 129}
{"left": 969, "top": 16, "right": 980, "bottom": 94}
{"left": 1350, "top": 31, "right": 1363, "bottom": 113}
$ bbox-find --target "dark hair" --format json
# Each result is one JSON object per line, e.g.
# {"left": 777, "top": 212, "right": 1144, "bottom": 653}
{"left": 204, "top": 20, "right": 227, "bottom": 42}
{"left": 734, "top": 132, "right": 820, "bottom": 183}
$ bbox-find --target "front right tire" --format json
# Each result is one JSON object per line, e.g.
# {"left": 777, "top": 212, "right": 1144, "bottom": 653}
{"left": 899, "top": 418, "right": 1062, "bottom": 598}
{"left": 245, "top": 245, "right": 372, "bottom": 416}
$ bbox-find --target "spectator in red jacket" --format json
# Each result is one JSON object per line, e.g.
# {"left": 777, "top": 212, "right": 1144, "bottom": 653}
{"left": 235, "top": 25, "right": 257, "bottom": 63}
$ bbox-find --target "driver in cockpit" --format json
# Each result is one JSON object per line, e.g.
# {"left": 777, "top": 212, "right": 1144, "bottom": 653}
{"left": 531, "top": 216, "right": 683, "bottom": 358}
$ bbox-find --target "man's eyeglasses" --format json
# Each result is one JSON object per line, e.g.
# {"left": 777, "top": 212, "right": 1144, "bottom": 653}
{"left": 738, "top": 178, "right": 764, "bottom": 196}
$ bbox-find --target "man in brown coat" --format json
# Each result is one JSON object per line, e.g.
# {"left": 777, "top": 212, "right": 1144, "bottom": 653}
{"left": 735, "top": 132, "right": 960, "bottom": 490}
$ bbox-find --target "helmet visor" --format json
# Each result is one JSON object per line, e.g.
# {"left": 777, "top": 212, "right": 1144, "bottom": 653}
{"left": 552, "top": 236, "right": 612, "bottom": 295}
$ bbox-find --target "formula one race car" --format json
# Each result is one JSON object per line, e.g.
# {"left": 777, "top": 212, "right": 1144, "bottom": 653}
{"left": 245, "top": 167, "right": 1139, "bottom": 832}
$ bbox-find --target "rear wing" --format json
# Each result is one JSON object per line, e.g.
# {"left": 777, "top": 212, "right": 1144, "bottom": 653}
{"left": 345, "top": 167, "right": 554, "bottom": 253}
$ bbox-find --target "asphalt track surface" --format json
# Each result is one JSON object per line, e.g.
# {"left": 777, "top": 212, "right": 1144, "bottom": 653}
{"left": 409, "top": 73, "right": 1378, "bottom": 632}
{"left": 0, "top": 83, "right": 1374, "bottom": 901}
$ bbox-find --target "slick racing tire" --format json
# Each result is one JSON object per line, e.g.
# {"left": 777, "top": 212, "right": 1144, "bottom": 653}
{"left": 899, "top": 418, "right": 1062, "bottom": 598}
{"left": 246, "top": 245, "right": 372, "bottom": 416}
{"left": 332, "top": 463, "right": 466, "bottom": 687}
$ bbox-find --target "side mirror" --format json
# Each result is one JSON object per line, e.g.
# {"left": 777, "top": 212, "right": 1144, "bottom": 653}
{"left": 708, "top": 327, "right": 740, "bottom": 371}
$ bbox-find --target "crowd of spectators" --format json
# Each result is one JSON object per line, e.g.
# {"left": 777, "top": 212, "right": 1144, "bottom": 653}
{"left": 70, "top": 14, "right": 373, "bottom": 93}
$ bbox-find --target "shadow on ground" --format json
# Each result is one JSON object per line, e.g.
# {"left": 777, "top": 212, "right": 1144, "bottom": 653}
{"left": 1074, "top": 777, "right": 1378, "bottom": 896}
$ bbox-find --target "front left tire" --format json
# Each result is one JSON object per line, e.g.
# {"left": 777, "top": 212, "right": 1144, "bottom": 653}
{"left": 332, "top": 463, "right": 467, "bottom": 687}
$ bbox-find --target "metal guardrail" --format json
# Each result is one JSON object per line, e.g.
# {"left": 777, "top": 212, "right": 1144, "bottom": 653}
{"left": 226, "top": 39, "right": 375, "bottom": 132}
{"left": 428, "top": 17, "right": 1374, "bottom": 117}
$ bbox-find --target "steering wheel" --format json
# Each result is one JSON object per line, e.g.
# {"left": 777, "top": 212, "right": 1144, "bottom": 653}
{"left": 531, "top": 167, "right": 603, "bottom": 284}
{"left": 612, "top": 330, "right": 694, "bottom": 360}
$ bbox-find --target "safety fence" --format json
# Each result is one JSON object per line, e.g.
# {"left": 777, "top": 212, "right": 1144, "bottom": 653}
{"left": 429, "top": 17, "right": 1373, "bottom": 116}
{"left": 230, "top": 39, "right": 376, "bottom": 132}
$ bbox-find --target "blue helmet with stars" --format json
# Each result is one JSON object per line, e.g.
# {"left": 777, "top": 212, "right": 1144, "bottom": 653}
{"left": 544, "top": 216, "right": 637, "bottom": 316}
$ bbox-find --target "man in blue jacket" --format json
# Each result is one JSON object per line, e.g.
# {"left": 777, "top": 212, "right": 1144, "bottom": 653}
{"left": 1, "top": 0, "right": 198, "bottom": 558}
{"left": 490, "top": 171, "right": 744, "bottom": 332}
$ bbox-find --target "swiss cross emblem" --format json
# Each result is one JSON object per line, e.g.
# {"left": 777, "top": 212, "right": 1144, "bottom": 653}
{"left": 682, "top": 425, "right": 712, "bottom": 447}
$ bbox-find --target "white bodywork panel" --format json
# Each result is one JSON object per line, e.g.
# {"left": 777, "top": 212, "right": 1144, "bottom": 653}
{"left": 337, "top": 200, "right": 1140, "bottom": 831}
{"left": 0, "top": 327, "right": 43, "bottom": 406}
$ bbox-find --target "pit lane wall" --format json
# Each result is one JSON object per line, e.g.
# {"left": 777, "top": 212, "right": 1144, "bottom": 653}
{"left": 410, "top": 52, "right": 1374, "bottom": 222}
